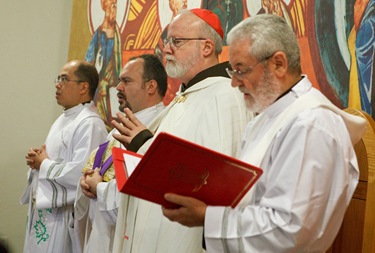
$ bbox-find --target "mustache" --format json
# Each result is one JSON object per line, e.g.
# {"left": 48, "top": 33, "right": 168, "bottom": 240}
{"left": 117, "top": 91, "right": 126, "bottom": 99}
{"left": 239, "top": 87, "right": 250, "bottom": 95}
{"left": 165, "top": 55, "right": 175, "bottom": 62}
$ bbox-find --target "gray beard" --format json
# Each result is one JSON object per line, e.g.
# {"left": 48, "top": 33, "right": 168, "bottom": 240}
{"left": 166, "top": 61, "right": 187, "bottom": 79}
{"left": 245, "top": 68, "right": 282, "bottom": 113}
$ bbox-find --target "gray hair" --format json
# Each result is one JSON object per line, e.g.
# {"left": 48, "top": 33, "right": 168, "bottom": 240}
{"left": 198, "top": 18, "right": 223, "bottom": 55}
{"left": 227, "top": 14, "right": 301, "bottom": 74}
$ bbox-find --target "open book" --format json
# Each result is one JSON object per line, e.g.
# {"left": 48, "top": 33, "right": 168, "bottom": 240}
{"left": 112, "top": 132, "right": 262, "bottom": 208}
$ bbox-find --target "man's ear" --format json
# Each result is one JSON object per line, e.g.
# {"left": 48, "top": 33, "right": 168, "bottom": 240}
{"left": 146, "top": 80, "right": 157, "bottom": 94}
{"left": 80, "top": 82, "right": 90, "bottom": 95}
{"left": 269, "top": 51, "right": 288, "bottom": 78}
{"left": 202, "top": 39, "right": 214, "bottom": 57}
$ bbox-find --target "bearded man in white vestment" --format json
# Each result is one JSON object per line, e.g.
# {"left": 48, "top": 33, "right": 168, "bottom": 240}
{"left": 110, "top": 8, "right": 251, "bottom": 253}
{"left": 162, "top": 14, "right": 367, "bottom": 253}
{"left": 21, "top": 60, "right": 108, "bottom": 253}
{"left": 75, "top": 54, "right": 167, "bottom": 253}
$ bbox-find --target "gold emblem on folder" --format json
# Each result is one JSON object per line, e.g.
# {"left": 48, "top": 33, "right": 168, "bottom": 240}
{"left": 192, "top": 171, "right": 209, "bottom": 192}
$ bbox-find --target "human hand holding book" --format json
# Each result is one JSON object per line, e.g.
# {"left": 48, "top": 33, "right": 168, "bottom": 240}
{"left": 112, "top": 132, "right": 263, "bottom": 209}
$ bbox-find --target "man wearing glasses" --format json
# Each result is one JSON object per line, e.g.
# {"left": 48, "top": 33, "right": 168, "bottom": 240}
{"left": 162, "top": 15, "right": 367, "bottom": 252}
{"left": 111, "top": 8, "right": 250, "bottom": 253}
{"left": 21, "top": 60, "right": 107, "bottom": 253}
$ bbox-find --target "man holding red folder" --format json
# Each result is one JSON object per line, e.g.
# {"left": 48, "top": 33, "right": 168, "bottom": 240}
{"left": 162, "top": 14, "right": 367, "bottom": 252}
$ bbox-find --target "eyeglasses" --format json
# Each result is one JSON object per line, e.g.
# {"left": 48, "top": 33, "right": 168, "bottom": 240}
{"left": 55, "top": 75, "right": 84, "bottom": 85}
{"left": 226, "top": 54, "right": 275, "bottom": 81}
{"left": 163, "top": 37, "right": 206, "bottom": 49}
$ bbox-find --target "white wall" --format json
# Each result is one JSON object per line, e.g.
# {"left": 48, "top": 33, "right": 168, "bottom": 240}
{"left": 0, "top": 1, "right": 73, "bottom": 252}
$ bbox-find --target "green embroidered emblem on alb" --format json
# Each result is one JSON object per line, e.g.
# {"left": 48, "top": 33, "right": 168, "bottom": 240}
{"left": 33, "top": 209, "right": 50, "bottom": 244}
{"left": 34, "top": 220, "right": 49, "bottom": 244}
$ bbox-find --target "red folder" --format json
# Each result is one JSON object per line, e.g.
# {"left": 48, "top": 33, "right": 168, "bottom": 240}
{"left": 112, "top": 147, "right": 143, "bottom": 193}
{"left": 112, "top": 132, "right": 262, "bottom": 208}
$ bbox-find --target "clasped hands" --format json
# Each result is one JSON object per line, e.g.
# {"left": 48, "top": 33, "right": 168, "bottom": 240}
{"left": 80, "top": 108, "right": 145, "bottom": 199}
{"left": 80, "top": 168, "right": 103, "bottom": 199}
{"left": 25, "top": 144, "right": 48, "bottom": 170}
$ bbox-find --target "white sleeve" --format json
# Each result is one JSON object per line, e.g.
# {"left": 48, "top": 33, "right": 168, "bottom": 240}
{"left": 96, "top": 179, "right": 120, "bottom": 225}
{"left": 20, "top": 169, "right": 34, "bottom": 205}
{"left": 204, "top": 109, "right": 359, "bottom": 252}
{"left": 36, "top": 117, "right": 107, "bottom": 209}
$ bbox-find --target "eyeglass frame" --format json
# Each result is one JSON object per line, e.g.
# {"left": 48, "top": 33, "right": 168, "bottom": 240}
{"left": 55, "top": 75, "right": 84, "bottom": 85}
{"left": 163, "top": 37, "right": 207, "bottom": 49}
{"left": 226, "top": 53, "right": 275, "bottom": 81}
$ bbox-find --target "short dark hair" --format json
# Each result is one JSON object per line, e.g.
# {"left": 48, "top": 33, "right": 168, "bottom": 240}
{"left": 130, "top": 54, "right": 168, "bottom": 97}
{"left": 74, "top": 61, "right": 99, "bottom": 98}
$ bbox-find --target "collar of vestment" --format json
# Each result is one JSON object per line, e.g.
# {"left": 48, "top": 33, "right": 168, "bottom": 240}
{"left": 81, "top": 100, "right": 92, "bottom": 105}
{"left": 134, "top": 101, "right": 165, "bottom": 127}
{"left": 273, "top": 76, "right": 303, "bottom": 102}
{"left": 180, "top": 61, "right": 230, "bottom": 92}
{"left": 63, "top": 101, "right": 92, "bottom": 116}
{"left": 260, "top": 75, "right": 308, "bottom": 119}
